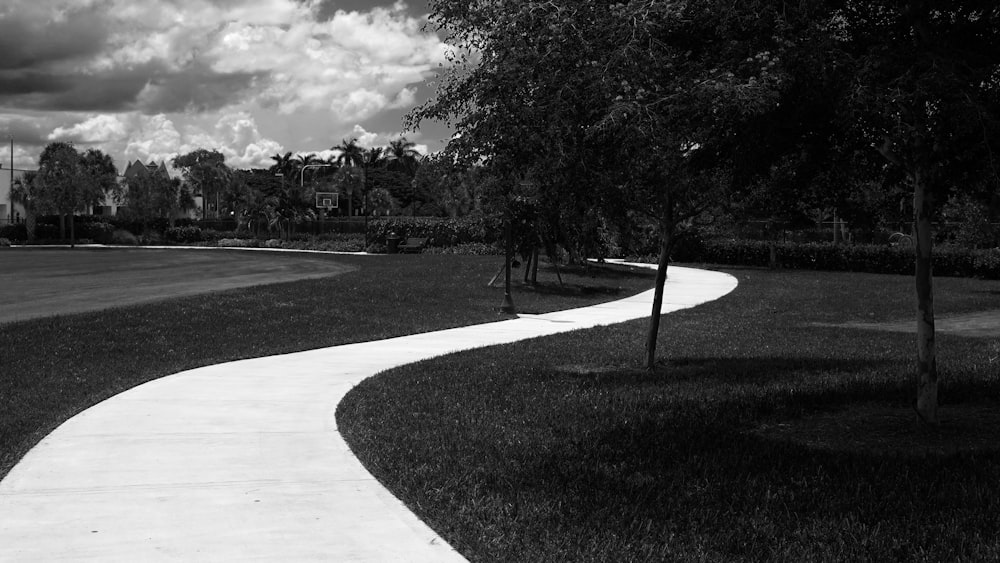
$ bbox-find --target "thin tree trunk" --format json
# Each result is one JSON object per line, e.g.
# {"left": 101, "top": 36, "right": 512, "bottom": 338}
{"left": 531, "top": 247, "right": 539, "bottom": 284}
{"left": 69, "top": 212, "right": 75, "bottom": 248}
{"left": 59, "top": 213, "right": 66, "bottom": 241}
{"left": 25, "top": 210, "right": 36, "bottom": 243}
{"left": 645, "top": 223, "right": 673, "bottom": 370}
{"left": 913, "top": 169, "right": 937, "bottom": 424}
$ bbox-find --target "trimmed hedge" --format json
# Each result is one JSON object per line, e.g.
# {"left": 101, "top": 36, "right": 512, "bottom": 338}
{"left": 671, "top": 238, "right": 1000, "bottom": 279}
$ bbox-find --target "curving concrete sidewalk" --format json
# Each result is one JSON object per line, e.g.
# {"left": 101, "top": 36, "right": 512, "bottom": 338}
{"left": 0, "top": 263, "right": 737, "bottom": 562}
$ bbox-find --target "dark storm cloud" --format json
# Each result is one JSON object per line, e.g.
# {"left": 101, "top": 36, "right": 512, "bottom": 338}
{"left": 0, "top": 61, "right": 265, "bottom": 114}
{"left": 134, "top": 62, "right": 264, "bottom": 113}
{"left": 0, "top": 8, "right": 109, "bottom": 70}
{"left": 0, "top": 115, "right": 50, "bottom": 147}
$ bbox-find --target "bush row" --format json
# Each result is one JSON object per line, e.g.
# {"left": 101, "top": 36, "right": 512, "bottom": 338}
{"left": 368, "top": 216, "right": 502, "bottom": 247}
{"left": 670, "top": 238, "right": 1000, "bottom": 279}
{"left": 213, "top": 237, "right": 367, "bottom": 253}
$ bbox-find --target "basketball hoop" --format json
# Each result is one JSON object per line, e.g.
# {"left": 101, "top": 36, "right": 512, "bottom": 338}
{"left": 315, "top": 192, "right": 339, "bottom": 210}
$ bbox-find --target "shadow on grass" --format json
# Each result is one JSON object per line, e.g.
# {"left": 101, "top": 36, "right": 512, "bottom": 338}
{"left": 516, "top": 281, "right": 629, "bottom": 298}
{"left": 552, "top": 356, "right": 901, "bottom": 388}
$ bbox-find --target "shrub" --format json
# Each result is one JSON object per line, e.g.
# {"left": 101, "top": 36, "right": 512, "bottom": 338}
{"left": 164, "top": 226, "right": 205, "bottom": 244}
{"left": 669, "top": 238, "right": 1000, "bottom": 280}
{"left": 424, "top": 242, "right": 503, "bottom": 256}
{"left": 368, "top": 216, "right": 502, "bottom": 247}
{"left": 0, "top": 224, "right": 26, "bottom": 242}
{"left": 111, "top": 229, "right": 138, "bottom": 246}
{"left": 0, "top": 237, "right": 11, "bottom": 247}
{"left": 77, "top": 222, "right": 115, "bottom": 244}
{"left": 34, "top": 224, "right": 59, "bottom": 241}
{"left": 217, "top": 238, "right": 258, "bottom": 248}
{"left": 264, "top": 239, "right": 283, "bottom": 248}
{"left": 203, "top": 229, "right": 238, "bottom": 242}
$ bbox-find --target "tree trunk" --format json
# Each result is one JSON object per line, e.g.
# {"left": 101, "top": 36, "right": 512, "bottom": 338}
{"left": 69, "top": 212, "right": 75, "bottom": 248}
{"left": 59, "top": 213, "right": 66, "bottom": 241}
{"left": 913, "top": 169, "right": 937, "bottom": 424}
{"left": 645, "top": 224, "right": 673, "bottom": 370}
{"left": 25, "top": 210, "right": 36, "bottom": 243}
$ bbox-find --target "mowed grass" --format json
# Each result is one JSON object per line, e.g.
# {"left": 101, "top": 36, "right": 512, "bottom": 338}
{"left": 0, "top": 250, "right": 655, "bottom": 480}
{"left": 337, "top": 267, "right": 1000, "bottom": 562}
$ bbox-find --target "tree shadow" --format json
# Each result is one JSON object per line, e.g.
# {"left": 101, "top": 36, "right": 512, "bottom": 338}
{"left": 552, "top": 356, "right": 902, "bottom": 389}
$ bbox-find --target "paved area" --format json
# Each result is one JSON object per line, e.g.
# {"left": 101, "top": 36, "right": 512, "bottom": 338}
{"left": 0, "top": 262, "right": 737, "bottom": 562}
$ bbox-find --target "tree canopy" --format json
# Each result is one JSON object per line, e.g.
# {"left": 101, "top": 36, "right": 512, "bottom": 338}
{"left": 172, "top": 149, "right": 232, "bottom": 219}
{"left": 410, "top": 0, "right": 841, "bottom": 366}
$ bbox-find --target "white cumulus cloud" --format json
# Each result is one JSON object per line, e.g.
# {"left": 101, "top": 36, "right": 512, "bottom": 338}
{"left": 48, "top": 114, "right": 129, "bottom": 144}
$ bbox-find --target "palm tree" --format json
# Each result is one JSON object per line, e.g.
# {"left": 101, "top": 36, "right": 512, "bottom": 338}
{"left": 333, "top": 138, "right": 365, "bottom": 217}
{"left": 294, "top": 152, "right": 319, "bottom": 170}
{"left": 364, "top": 146, "right": 387, "bottom": 169}
{"left": 387, "top": 137, "right": 420, "bottom": 176}
{"left": 269, "top": 152, "right": 296, "bottom": 177}
{"left": 10, "top": 171, "right": 38, "bottom": 243}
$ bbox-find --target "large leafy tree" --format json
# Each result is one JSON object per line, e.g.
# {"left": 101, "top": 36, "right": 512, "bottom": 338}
{"left": 35, "top": 142, "right": 118, "bottom": 246}
{"left": 410, "top": 0, "right": 834, "bottom": 368}
{"left": 121, "top": 173, "right": 180, "bottom": 234}
{"left": 172, "top": 149, "right": 232, "bottom": 219}
{"left": 79, "top": 148, "right": 121, "bottom": 208}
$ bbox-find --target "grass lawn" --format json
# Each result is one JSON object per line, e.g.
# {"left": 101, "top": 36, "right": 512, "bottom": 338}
{"left": 337, "top": 267, "right": 1000, "bottom": 562}
{"left": 0, "top": 250, "right": 655, "bottom": 480}
{"left": 0, "top": 248, "right": 355, "bottom": 323}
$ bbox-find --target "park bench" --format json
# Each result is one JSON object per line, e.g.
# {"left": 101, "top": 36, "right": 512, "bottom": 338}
{"left": 398, "top": 237, "right": 429, "bottom": 254}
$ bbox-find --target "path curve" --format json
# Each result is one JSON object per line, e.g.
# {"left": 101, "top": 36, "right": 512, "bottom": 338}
{"left": 0, "top": 262, "right": 737, "bottom": 562}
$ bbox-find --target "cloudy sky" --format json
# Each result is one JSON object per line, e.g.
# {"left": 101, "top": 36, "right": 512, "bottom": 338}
{"left": 0, "top": 0, "right": 455, "bottom": 172}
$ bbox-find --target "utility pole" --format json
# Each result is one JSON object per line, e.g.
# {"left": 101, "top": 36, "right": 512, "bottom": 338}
{"left": 8, "top": 137, "right": 13, "bottom": 224}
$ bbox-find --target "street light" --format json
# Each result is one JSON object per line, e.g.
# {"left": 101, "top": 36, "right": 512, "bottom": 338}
{"left": 300, "top": 164, "right": 333, "bottom": 186}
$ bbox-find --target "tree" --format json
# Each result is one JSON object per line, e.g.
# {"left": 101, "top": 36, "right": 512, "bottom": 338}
{"left": 411, "top": 154, "right": 479, "bottom": 217}
{"left": 411, "top": 0, "right": 830, "bottom": 367}
{"left": 387, "top": 137, "right": 421, "bottom": 176}
{"left": 121, "top": 172, "right": 179, "bottom": 234}
{"left": 34, "top": 142, "right": 116, "bottom": 246}
{"left": 293, "top": 152, "right": 319, "bottom": 173}
{"left": 79, "top": 148, "right": 121, "bottom": 210}
{"left": 333, "top": 138, "right": 366, "bottom": 216}
{"left": 172, "top": 149, "right": 232, "bottom": 219}
{"left": 368, "top": 167, "right": 416, "bottom": 211}
{"left": 831, "top": 1, "right": 1000, "bottom": 423}
{"left": 269, "top": 152, "right": 297, "bottom": 178}
{"left": 10, "top": 171, "right": 39, "bottom": 243}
